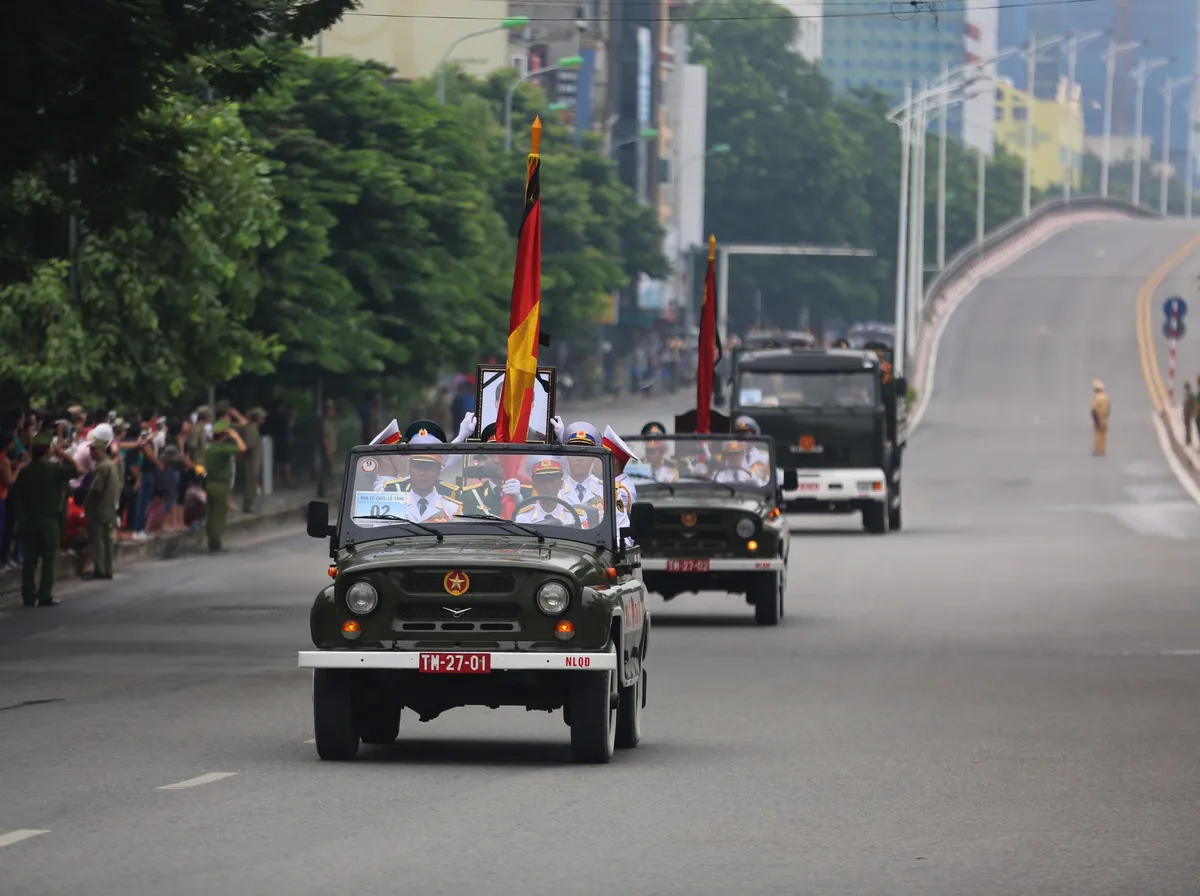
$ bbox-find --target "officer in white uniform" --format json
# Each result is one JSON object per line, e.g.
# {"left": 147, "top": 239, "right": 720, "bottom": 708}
{"left": 712, "top": 440, "right": 769, "bottom": 485}
{"left": 385, "top": 432, "right": 463, "bottom": 521}
{"left": 559, "top": 422, "right": 605, "bottom": 505}
{"left": 734, "top": 415, "right": 770, "bottom": 469}
{"left": 515, "top": 459, "right": 590, "bottom": 527}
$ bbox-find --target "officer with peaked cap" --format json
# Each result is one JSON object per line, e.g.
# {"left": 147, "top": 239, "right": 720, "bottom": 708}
{"left": 515, "top": 459, "right": 589, "bottom": 527}
{"left": 641, "top": 421, "right": 668, "bottom": 436}
{"left": 377, "top": 428, "right": 459, "bottom": 499}
{"left": 560, "top": 424, "right": 605, "bottom": 506}
{"left": 379, "top": 431, "right": 463, "bottom": 521}
{"left": 733, "top": 415, "right": 770, "bottom": 470}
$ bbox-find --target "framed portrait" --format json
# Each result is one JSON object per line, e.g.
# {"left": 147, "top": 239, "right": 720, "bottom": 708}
{"left": 475, "top": 365, "right": 557, "bottom": 442}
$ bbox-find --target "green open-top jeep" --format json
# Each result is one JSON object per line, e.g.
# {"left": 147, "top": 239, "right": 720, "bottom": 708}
{"left": 300, "top": 441, "right": 650, "bottom": 764}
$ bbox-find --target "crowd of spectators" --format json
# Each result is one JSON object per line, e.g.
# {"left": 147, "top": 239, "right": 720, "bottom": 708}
{"left": 0, "top": 401, "right": 292, "bottom": 580}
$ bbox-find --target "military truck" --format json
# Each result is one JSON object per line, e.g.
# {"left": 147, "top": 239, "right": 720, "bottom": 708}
{"left": 730, "top": 346, "right": 906, "bottom": 533}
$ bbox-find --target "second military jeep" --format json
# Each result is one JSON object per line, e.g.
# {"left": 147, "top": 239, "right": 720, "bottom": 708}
{"left": 299, "top": 442, "right": 650, "bottom": 764}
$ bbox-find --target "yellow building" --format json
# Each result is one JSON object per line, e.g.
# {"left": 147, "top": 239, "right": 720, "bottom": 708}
{"left": 993, "top": 75, "right": 1084, "bottom": 190}
{"left": 311, "top": 0, "right": 513, "bottom": 81}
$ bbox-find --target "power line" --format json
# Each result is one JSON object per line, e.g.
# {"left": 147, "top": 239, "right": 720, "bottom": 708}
{"left": 343, "top": 0, "right": 1100, "bottom": 24}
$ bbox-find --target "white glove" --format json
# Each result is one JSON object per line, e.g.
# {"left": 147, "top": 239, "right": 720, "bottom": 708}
{"left": 550, "top": 415, "right": 565, "bottom": 444}
{"left": 502, "top": 478, "right": 523, "bottom": 496}
{"left": 452, "top": 412, "right": 477, "bottom": 444}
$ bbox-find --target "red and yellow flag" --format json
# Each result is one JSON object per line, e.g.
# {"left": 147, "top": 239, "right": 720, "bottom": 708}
{"left": 496, "top": 116, "right": 543, "bottom": 446}
{"left": 695, "top": 234, "right": 722, "bottom": 434}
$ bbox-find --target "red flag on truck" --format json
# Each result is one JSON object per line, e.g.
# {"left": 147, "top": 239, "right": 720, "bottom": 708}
{"left": 695, "top": 234, "right": 722, "bottom": 434}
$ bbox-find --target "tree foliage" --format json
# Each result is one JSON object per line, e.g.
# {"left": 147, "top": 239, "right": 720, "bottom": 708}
{"left": 1, "top": 0, "right": 359, "bottom": 285}
{"left": 687, "top": 0, "right": 1037, "bottom": 334}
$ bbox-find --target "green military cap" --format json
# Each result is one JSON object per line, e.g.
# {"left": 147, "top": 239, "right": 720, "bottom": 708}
{"left": 195, "top": 405, "right": 212, "bottom": 419}
{"left": 214, "top": 399, "right": 232, "bottom": 416}
{"left": 248, "top": 407, "right": 266, "bottom": 419}
{"left": 31, "top": 430, "right": 54, "bottom": 447}
{"left": 212, "top": 419, "right": 231, "bottom": 435}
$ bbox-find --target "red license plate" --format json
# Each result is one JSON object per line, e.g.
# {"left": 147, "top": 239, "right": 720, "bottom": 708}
{"left": 666, "top": 559, "right": 710, "bottom": 573}
{"left": 418, "top": 652, "right": 492, "bottom": 674}
{"left": 799, "top": 483, "right": 819, "bottom": 491}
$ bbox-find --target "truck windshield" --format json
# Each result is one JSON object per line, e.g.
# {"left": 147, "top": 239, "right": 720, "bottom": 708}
{"left": 738, "top": 371, "right": 877, "bottom": 409}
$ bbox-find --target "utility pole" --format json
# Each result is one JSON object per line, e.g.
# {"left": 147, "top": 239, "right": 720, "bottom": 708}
{"left": 1022, "top": 35, "right": 1065, "bottom": 217}
{"left": 1061, "top": 31, "right": 1105, "bottom": 201}
{"left": 1161, "top": 77, "right": 1194, "bottom": 215}
{"left": 1102, "top": 40, "right": 1143, "bottom": 197}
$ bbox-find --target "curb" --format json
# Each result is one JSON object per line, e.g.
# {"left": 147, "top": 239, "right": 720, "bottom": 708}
{"left": 1161, "top": 406, "right": 1200, "bottom": 488}
{"left": 910, "top": 209, "right": 1141, "bottom": 433}
{"left": 0, "top": 496, "right": 321, "bottom": 606}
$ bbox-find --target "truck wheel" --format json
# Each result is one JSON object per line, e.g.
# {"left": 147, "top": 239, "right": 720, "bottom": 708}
{"left": 355, "top": 702, "right": 401, "bottom": 745}
{"left": 569, "top": 644, "right": 617, "bottom": 763}
{"left": 751, "top": 573, "right": 781, "bottom": 626}
{"left": 615, "top": 668, "right": 643, "bottom": 749}
{"left": 862, "top": 500, "right": 888, "bottom": 534}
{"left": 313, "top": 669, "right": 360, "bottom": 761}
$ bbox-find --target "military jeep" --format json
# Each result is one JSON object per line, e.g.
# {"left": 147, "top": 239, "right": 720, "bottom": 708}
{"left": 299, "top": 442, "right": 651, "bottom": 764}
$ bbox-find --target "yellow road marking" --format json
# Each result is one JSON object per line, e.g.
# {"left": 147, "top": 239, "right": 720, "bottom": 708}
{"left": 1135, "top": 231, "right": 1200, "bottom": 413}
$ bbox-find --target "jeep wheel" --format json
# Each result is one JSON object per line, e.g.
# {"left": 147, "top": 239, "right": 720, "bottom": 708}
{"left": 313, "top": 669, "right": 360, "bottom": 761}
{"left": 888, "top": 480, "right": 902, "bottom": 531}
{"left": 751, "top": 572, "right": 781, "bottom": 626}
{"left": 570, "top": 645, "right": 617, "bottom": 763}
{"left": 862, "top": 499, "right": 888, "bottom": 534}
{"left": 355, "top": 703, "right": 401, "bottom": 745}
{"left": 615, "top": 667, "right": 643, "bottom": 749}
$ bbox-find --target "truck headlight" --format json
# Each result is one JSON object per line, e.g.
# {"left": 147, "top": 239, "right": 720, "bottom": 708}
{"left": 536, "top": 581, "right": 570, "bottom": 616}
{"left": 346, "top": 581, "right": 378, "bottom": 615}
{"left": 735, "top": 518, "right": 756, "bottom": 539}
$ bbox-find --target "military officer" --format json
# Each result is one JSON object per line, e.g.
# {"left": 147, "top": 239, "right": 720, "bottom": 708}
{"left": 204, "top": 419, "right": 247, "bottom": 552}
{"left": 11, "top": 430, "right": 80, "bottom": 606}
{"left": 380, "top": 432, "right": 463, "bottom": 522}
{"left": 238, "top": 407, "right": 264, "bottom": 512}
{"left": 734, "top": 415, "right": 770, "bottom": 470}
{"left": 1091, "top": 379, "right": 1111, "bottom": 456}
{"left": 638, "top": 421, "right": 679, "bottom": 482}
{"left": 713, "top": 440, "right": 767, "bottom": 485}
{"left": 515, "top": 459, "right": 590, "bottom": 527}
{"left": 559, "top": 423, "right": 605, "bottom": 506}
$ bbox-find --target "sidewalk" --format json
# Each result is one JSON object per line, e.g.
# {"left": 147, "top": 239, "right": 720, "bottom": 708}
{"left": 1163, "top": 405, "right": 1200, "bottom": 483}
{"left": 0, "top": 482, "right": 336, "bottom": 607}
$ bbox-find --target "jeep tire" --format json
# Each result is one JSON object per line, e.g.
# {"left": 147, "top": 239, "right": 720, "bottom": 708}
{"left": 750, "top": 572, "right": 781, "bottom": 626}
{"left": 570, "top": 645, "right": 618, "bottom": 763}
{"left": 313, "top": 669, "right": 360, "bottom": 761}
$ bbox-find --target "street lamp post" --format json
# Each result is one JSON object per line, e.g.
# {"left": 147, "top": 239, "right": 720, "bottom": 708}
{"left": 1161, "top": 76, "right": 1193, "bottom": 215}
{"left": 674, "top": 143, "right": 731, "bottom": 329}
{"left": 1102, "top": 40, "right": 1144, "bottom": 197}
{"left": 892, "top": 82, "right": 913, "bottom": 375}
{"left": 1132, "top": 56, "right": 1172, "bottom": 207}
{"left": 504, "top": 56, "right": 583, "bottom": 151}
{"left": 437, "top": 17, "right": 530, "bottom": 105}
{"left": 1022, "top": 35, "right": 1065, "bottom": 217}
{"left": 937, "top": 63, "right": 949, "bottom": 270}
{"left": 1061, "top": 30, "right": 1106, "bottom": 201}
{"left": 1188, "top": 83, "right": 1197, "bottom": 219}
{"left": 612, "top": 127, "right": 659, "bottom": 152}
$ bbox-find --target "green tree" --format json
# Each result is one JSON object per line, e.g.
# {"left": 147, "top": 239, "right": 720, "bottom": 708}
{"left": 0, "top": 98, "right": 281, "bottom": 407}
{"left": 2, "top": 2, "right": 359, "bottom": 287}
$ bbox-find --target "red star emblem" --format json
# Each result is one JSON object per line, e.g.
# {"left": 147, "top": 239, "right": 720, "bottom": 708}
{"left": 443, "top": 570, "right": 470, "bottom": 596}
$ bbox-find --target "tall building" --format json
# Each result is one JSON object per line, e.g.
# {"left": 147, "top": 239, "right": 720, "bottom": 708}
{"left": 791, "top": 0, "right": 823, "bottom": 63}
{"left": 312, "top": 0, "right": 512, "bottom": 80}
{"left": 821, "top": 1, "right": 1000, "bottom": 154}
{"left": 993, "top": 75, "right": 1084, "bottom": 191}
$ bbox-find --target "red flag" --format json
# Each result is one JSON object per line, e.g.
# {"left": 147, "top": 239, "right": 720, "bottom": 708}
{"left": 695, "top": 234, "right": 721, "bottom": 434}
{"left": 496, "top": 117, "right": 544, "bottom": 514}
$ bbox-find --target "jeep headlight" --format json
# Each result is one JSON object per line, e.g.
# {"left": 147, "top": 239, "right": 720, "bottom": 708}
{"left": 536, "top": 581, "right": 570, "bottom": 616}
{"left": 735, "top": 517, "right": 756, "bottom": 539}
{"left": 346, "top": 581, "right": 378, "bottom": 615}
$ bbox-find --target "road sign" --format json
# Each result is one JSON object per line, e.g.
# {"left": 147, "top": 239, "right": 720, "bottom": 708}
{"left": 1164, "top": 318, "right": 1187, "bottom": 340}
{"left": 1163, "top": 296, "right": 1188, "bottom": 319}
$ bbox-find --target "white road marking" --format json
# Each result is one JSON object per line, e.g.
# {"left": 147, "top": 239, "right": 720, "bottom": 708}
{"left": 1151, "top": 412, "right": 1200, "bottom": 508}
{"left": 0, "top": 829, "right": 50, "bottom": 849}
{"left": 158, "top": 772, "right": 238, "bottom": 791}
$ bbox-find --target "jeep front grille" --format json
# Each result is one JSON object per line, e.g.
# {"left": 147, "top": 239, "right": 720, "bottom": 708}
{"left": 400, "top": 571, "right": 516, "bottom": 595}
{"left": 393, "top": 602, "right": 522, "bottom": 633}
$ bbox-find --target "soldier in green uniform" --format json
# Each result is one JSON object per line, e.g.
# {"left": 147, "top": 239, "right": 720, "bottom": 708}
{"left": 10, "top": 430, "right": 79, "bottom": 606}
{"left": 204, "top": 420, "right": 247, "bottom": 553}
{"left": 85, "top": 432, "right": 122, "bottom": 579}
{"left": 189, "top": 405, "right": 212, "bottom": 468}
{"left": 238, "top": 407, "right": 264, "bottom": 512}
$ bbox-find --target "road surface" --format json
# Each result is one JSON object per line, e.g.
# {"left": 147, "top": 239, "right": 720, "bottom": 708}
{"left": 3, "top": 220, "right": 1200, "bottom": 894}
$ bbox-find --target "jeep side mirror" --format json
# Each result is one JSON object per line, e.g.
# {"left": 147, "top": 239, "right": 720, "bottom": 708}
{"left": 629, "top": 502, "right": 655, "bottom": 539}
{"left": 782, "top": 469, "right": 798, "bottom": 491}
{"left": 307, "top": 500, "right": 333, "bottom": 539}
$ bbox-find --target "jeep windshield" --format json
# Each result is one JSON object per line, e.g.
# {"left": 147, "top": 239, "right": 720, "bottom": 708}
{"left": 340, "top": 443, "right": 616, "bottom": 549}
{"left": 619, "top": 434, "right": 777, "bottom": 495}
{"left": 737, "top": 371, "right": 877, "bottom": 410}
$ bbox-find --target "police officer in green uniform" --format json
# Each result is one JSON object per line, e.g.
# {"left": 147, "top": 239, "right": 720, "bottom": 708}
{"left": 204, "top": 420, "right": 247, "bottom": 553}
{"left": 10, "top": 430, "right": 79, "bottom": 606}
